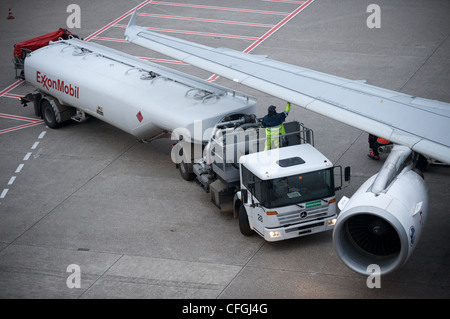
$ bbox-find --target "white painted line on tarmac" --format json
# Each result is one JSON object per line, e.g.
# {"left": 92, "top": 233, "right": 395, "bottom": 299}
{"left": 0, "top": 189, "right": 8, "bottom": 199}
{"left": 15, "top": 164, "right": 24, "bottom": 173}
{"left": 7, "top": 176, "right": 16, "bottom": 186}
{"left": 23, "top": 152, "right": 32, "bottom": 161}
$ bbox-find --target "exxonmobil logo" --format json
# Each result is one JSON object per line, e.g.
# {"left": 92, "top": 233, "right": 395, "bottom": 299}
{"left": 36, "top": 71, "right": 79, "bottom": 99}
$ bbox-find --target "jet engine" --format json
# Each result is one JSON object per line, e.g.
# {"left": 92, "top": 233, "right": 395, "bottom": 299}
{"left": 333, "top": 145, "right": 429, "bottom": 275}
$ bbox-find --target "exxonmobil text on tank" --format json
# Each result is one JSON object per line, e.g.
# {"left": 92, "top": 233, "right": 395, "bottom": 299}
{"left": 36, "top": 71, "right": 80, "bottom": 99}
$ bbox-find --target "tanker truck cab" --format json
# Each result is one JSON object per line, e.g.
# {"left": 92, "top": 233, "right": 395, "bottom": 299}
{"left": 238, "top": 143, "right": 339, "bottom": 241}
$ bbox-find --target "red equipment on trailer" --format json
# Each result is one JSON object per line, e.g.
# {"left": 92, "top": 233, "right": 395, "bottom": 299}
{"left": 13, "top": 28, "right": 78, "bottom": 79}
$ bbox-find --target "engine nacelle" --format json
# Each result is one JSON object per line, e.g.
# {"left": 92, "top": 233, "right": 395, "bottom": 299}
{"left": 333, "top": 147, "right": 429, "bottom": 275}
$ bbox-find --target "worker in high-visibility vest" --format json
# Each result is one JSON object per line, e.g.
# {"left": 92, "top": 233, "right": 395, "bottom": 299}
{"left": 261, "top": 102, "right": 291, "bottom": 150}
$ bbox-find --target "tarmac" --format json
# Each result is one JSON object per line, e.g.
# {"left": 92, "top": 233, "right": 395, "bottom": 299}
{"left": 0, "top": 0, "right": 449, "bottom": 300}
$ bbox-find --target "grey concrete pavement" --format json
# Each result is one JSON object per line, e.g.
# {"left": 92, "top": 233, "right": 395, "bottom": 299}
{"left": 0, "top": 0, "right": 449, "bottom": 300}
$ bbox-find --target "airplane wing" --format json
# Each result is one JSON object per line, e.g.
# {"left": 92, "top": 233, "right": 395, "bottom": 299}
{"left": 125, "top": 12, "right": 450, "bottom": 164}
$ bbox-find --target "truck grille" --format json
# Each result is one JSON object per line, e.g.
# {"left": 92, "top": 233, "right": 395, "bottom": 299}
{"left": 277, "top": 206, "right": 329, "bottom": 227}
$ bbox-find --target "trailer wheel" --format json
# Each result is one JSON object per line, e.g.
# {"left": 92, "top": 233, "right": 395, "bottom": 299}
{"left": 41, "top": 100, "right": 60, "bottom": 129}
{"left": 179, "top": 160, "right": 196, "bottom": 181}
{"left": 238, "top": 203, "right": 253, "bottom": 236}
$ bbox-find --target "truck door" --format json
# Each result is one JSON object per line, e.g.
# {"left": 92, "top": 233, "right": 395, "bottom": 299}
{"left": 242, "top": 170, "right": 268, "bottom": 235}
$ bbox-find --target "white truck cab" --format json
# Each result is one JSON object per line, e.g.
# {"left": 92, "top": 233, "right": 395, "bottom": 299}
{"left": 238, "top": 144, "right": 338, "bottom": 241}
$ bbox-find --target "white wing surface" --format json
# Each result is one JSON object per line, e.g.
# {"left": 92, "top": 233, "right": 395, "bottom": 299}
{"left": 125, "top": 12, "right": 450, "bottom": 163}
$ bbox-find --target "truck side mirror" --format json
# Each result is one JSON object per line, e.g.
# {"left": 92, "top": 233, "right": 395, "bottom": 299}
{"left": 344, "top": 166, "right": 351, "bottom": 182}
{"left": 241, "top": 189, "right": 248, "bottom": 203}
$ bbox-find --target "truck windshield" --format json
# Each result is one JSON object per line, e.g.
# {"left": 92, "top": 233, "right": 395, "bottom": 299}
{"left": 266, "top": 168, "right": 334, "bottom": 208}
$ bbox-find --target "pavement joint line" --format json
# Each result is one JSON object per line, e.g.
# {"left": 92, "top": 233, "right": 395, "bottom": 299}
{"left": 77, "top": 254, "right": 125, "bottom": 299}
{"left": 216, "top": 240, "right": 267, "bottom": 299}
{"left": 335, "top": 131, "right": 365, "bottom": 165}
{"left": 400, "top": 34, "right": 450, "bottom": 92}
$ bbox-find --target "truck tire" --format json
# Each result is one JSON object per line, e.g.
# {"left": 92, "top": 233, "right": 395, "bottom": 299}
{"left": 179, "top": 160, "right": 196, "bottom": 181}
{"left": 238, "top": 203, "right": 253, "bottom": 236}
{"left": 41, "top": 99, "right": 60, "bottom": 129}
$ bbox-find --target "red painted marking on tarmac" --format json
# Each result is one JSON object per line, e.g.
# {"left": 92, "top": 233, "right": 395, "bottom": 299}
{"left": 150, "top": 1, "right": 290, "bottom": 15}
{"left": 2, "top": 93, "right": 22, "bottom": 99}
{"left": 0, "top": 113, "right": 42, "bottom": 123}
{"left": 84, "top": 0, "right": 154, "bottom": 42}
{"left": 243, "top": 0, "right": 315, "bottom": 53}
{"left": 207, "top": 0, "right": 315, "bottom": 82}
{"left": 0, "top": 121, "right": 44, "bottom": 134}
{"left": 0, "top": 80, "right": 24, "bottom": 97}
{"left": 263, "top": 0, "right": 306, "bottom": 4}
{"left": 144, "top": 28, "right": 259, "bottom": 40}
{"left": 92, "top": 36, "right": 128, "bottom": 43}
{"left": 0, "top": 113, "right": 44, "bottom": 134}
{"left": 137, "top": 13, "right": 276, "bottom": 28}
{"left": 138, "top": 57, "right": 188, "bottom": 65}
{"left": 114, "top": 24, "right": 259, "bottom": 40}
{"left": 206, "top": 74, "right": 220, "bottom": 82}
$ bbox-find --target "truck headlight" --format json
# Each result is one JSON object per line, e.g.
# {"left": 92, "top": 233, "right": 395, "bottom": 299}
{"left": 269, "top": 231, "right": 281, "bottom": 238}
{"left": 328, "top": 218, "right": 337, "bottom": 226}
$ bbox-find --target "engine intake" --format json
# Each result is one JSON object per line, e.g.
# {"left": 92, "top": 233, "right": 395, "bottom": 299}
{"left": 346, "top": 214, "right": 401, "bottom": 257}
{"left": 333, "top": 146, "right": 429, "bottom": 275}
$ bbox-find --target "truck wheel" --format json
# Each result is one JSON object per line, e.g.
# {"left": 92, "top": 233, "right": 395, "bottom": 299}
{"left": 179, "top": 160, "right": 196, "bottom": 181}
{"left": 41, "top": 100, "right": 60, "bottom": 129}
{"left": 238, "top": 203, "right": 253, "bottom": 236}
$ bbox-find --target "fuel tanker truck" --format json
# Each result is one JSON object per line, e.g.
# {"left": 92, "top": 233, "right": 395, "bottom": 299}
{"left": 18, "top": 34, "right": 349, "bottom": 242}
